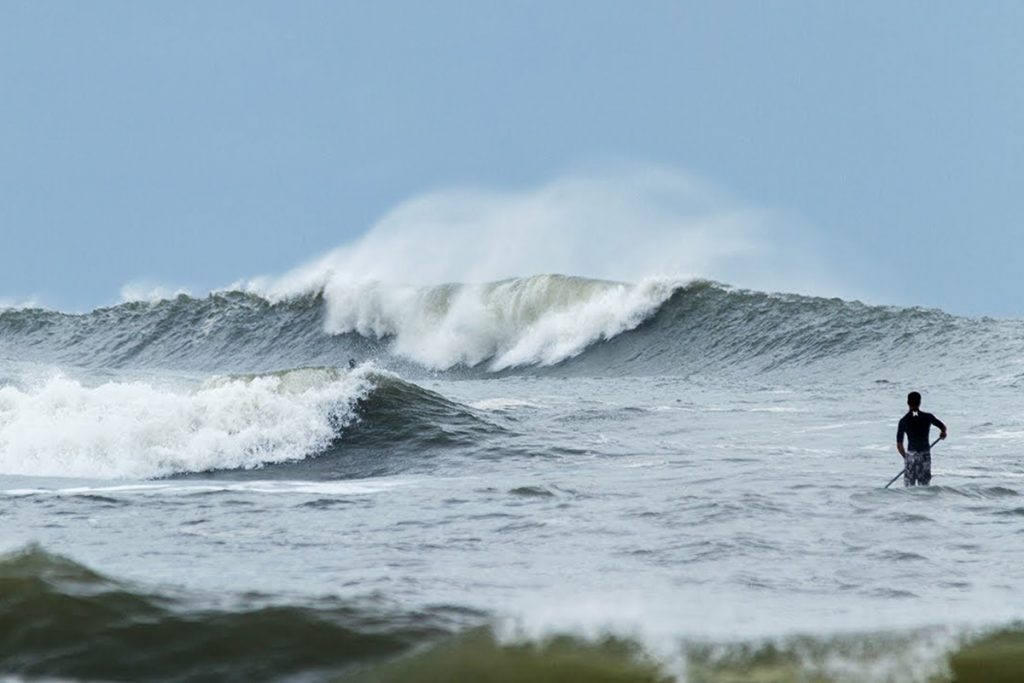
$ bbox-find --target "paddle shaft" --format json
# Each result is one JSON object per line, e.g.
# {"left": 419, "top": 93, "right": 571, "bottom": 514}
{"left": 884, "top": 437, "right": 943, "bottom": 489}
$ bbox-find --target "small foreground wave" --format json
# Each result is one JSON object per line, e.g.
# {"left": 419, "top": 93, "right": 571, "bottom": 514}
{"left": 0, "top": 545, "right": 471, "bottom": 683}
{"left": 2, "top": 546, "right": 1022, "bottom": 683}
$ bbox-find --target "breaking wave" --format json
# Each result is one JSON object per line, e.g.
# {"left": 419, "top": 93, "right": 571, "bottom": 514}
{"left": 0, "top": 366, "right": 373, "bottom": 479}
{"left": 310, "top": 275, "right": 676, "bottom": 370}
{"left": 0, "top": 276, "right": 1020, "bottom": 379}
{"left": 0, "top": 366, "right": 504, "bottom": 480}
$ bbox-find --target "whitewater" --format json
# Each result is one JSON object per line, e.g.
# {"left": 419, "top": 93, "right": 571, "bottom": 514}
{"left": 3, "top": 273, "right": 1024, "bottom": 682}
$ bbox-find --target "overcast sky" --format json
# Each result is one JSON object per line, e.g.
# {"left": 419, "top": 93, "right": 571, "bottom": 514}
{"left": 2, "top": 1, "right": 1022, "bottom": 315}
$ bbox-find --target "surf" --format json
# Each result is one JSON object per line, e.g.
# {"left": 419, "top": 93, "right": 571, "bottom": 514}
{"left": 1, "top": 276, "right": 1019, "bottom": 380}
{"left": 0, "top": 364, "right": 516, "bottom": 480}
{"left": 3, "top": 544, "right": 1021, "bottom": 683}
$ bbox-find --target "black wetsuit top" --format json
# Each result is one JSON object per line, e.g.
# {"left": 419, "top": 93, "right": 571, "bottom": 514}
{"left": 897, "top": 411, "right": 946, "bottom": 452}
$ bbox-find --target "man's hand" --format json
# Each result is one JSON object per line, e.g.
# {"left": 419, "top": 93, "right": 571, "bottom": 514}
{"left": 940, "top": 431, "right": 948, "bottom": 440}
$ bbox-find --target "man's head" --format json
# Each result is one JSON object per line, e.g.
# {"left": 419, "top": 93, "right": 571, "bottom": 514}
{"left": 907, "top": 391, "right": 922, "bottom": 409}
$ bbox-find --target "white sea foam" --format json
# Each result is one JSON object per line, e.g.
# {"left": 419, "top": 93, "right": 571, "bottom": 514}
{"left": 0, "top": 297, "right": 41, "bottom": 311}
{"left": 316, "top": 274, "right": 677, "bottom": 370}
{"left": 119, "top": 282, "right": 193, "bottom": 304}
{"left": 469, "top": 398, "right": 542, "bottom": 411}
{"left": 0, "top": 478, "right": 407, "bottom": 497}
{"left": 233, "top": 167, "right": 842, "bottom": 370}
{"left": 0, "top": 367, "right": 375, "bottom": 479}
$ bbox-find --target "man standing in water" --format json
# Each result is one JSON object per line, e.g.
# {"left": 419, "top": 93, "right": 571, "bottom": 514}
{"left": 896, "top": 391, "right": 947, "bottom": 486}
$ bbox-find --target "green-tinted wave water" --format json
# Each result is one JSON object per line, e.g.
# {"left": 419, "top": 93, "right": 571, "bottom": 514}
{"left": 0, "top": 545, "right": 465, "bottom": 682}
{"left": 4, "top": 546, "right": 1024, "bottom": 683}
{"left": 4, "top": 278, "right": 1024, "bottom": 682}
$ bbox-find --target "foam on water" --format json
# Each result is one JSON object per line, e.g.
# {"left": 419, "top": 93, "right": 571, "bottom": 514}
{"left": 0, "top": 366, "right": 376, "bottom": 479}
{"left": 470, "top": 398, "right": 541, "bottom": 411}
{"left": 0, "top": 477, "right": 410, "bottom": 498}
{"left": 314, "top": 274, "right": 678, "bottom": 370}
{"left": 3, "top": 275, "right": 1021, "bottom": 382}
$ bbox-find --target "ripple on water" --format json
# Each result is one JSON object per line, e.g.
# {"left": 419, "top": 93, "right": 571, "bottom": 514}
{"left": 869, "top": 587, "right": 920, "bottom": 599}
{"left": 894, "top": 513, "right": 934, "bottom": 523}
{"left": 931, "top": 485, "right": 1020, "bottom": 499}
{"left": 508, "top": 486, "right": 556, "bottom": 498}
{"left": 72, "top": 494, "right": 126, "bottom": 507}
{"left": 874, "top": 550, "right": 929, "bottom": 562}
{"left": 296, "top": 498, "right": 360, "bottom": 510}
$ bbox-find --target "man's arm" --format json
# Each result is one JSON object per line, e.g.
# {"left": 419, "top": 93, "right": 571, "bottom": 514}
{"left": 896, "top": 419, "right": 907, "bottom": 458}
{"left": 931, "top": 414, "right": 948, "bottom": 439}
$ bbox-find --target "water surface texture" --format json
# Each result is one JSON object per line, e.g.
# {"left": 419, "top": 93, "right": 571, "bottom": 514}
{"left": 3, "top": 277, "right": 1024, "bottom": 682}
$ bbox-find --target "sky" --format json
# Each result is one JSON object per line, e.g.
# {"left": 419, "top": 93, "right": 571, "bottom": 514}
{"left": 1, "top": 1, "right": 1022, "bottom": 315}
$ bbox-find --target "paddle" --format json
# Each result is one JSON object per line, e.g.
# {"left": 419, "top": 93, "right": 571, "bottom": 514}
{"left": 884, "top": 436, "right": 943, "bottom": 489}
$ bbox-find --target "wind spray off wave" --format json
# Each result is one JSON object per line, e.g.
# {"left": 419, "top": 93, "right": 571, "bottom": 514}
{"left": 240, "top": 167, "right": 823, "bottom": 296}
{"left": 230, "top": 166, "right": 839, "bottom": 371}
{"left": 12, "top": 167, "right": 845, "bottom": 375}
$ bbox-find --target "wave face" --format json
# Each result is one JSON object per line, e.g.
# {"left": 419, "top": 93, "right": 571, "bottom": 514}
{"left": 0, "top": 365, "right": 508, "bottom": 479}
{"left": 559, "top": 281, "right": 1007, "bottom": 380}
{"left": 313, "top": 275, "right": 677, "bottom": 370}
{"left": 3, "top": 545, "right": 1022, "bottom": 683}
{"left": 1, "top": 276, "right": 1019, "bottom": 379}
{"left": 0, "top": 275, "right": 676, "bottom": 373}
{"left": 0, "top": 545, "right": 470, "bottom": 683}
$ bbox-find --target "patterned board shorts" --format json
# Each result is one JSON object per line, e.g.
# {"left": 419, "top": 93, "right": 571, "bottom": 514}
{"left": 904, "top": 450, "right": 932, "bottom": 486}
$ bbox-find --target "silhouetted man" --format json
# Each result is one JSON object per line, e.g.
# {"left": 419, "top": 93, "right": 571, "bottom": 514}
{"left": 896, "top": 391, "right": 947, "bottom": 486}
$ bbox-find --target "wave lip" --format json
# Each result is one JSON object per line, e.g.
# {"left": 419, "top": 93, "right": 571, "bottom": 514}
{"left": 0, "top": 274, "right": 678, "bottom": 373}
{"left": 0, "top": 364, "right": 514, "bottom": 481}
{"left": 4, "top": 275, "right": 1022, "bottom": 379}
{"left": 0, "top": 366, "right": 376, "bottom": 479}
{"left": 311, "top": 274, "right": 680, "bottom": 371}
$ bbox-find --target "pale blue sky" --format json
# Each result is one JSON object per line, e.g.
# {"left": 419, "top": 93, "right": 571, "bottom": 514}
{"left": 2, "top": 1, "right": 1022, "bottom": 314}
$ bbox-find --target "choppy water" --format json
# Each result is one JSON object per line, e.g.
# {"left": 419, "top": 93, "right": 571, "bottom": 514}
{"left": 2, "top": 276, "right": 1024, "bottom": 682}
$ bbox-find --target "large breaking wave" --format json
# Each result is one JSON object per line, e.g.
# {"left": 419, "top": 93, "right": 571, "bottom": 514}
{"left": 1, "top": 276, "right": 1018, "bottom": 380}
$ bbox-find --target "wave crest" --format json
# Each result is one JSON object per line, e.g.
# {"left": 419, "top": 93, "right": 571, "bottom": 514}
{"left": 2, "top": 276, "right": 1018, "bottom": 381}
{"left": 0, "top": 367, "right": 375, "bottom": 479}
{"left": 319, "top": 274, "right": 678, "bottom": 370}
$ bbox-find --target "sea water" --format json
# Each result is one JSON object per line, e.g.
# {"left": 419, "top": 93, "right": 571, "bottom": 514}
{"left": 2, "top": 277, "right": 1024, "bottom": 682}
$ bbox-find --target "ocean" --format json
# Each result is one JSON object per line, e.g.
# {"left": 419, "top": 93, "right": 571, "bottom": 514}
{"left": 2, "top": 274, "right": 1024, "bottom": 682}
